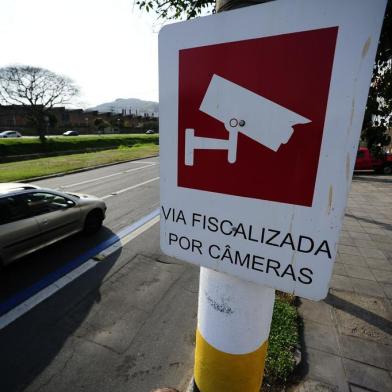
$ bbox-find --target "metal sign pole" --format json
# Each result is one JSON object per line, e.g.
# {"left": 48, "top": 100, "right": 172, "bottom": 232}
{"left": 193, "top": 268, "right": 275, "bottom": 391}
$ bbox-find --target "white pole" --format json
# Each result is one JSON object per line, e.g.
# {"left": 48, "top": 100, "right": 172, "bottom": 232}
{"left": 194, "top": 267, "right": 275, "bottom": 392}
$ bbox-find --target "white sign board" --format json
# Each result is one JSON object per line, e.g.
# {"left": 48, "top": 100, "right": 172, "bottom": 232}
{"left": 159, "top": 0, "right": 386, "bottom": 300}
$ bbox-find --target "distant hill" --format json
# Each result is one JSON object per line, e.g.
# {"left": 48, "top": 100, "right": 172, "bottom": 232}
{"left": 87, "top": 98, "right": 158, "bottom": 115}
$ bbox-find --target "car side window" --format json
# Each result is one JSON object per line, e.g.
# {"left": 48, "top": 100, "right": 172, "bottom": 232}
{"left": 0, "top": 196, "right": 31, "bottom": 224}
{"left": 357, "top": 150, "right": 365, "bottom": 158}
{"left": 22, "top": 192, "right": 75, "bottom": 216}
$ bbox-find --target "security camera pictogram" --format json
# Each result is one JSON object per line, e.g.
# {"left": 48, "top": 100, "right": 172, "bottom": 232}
{"left": 185, "top": 74, "right": 311, "bottom": 166}
{"left": 177, "top": 28, "right": 338, "bottom": 206}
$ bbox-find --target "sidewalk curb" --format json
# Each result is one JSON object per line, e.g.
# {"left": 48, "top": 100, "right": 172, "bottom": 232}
{"left": 17, "top": 154, "right": 159, "bottom": 183}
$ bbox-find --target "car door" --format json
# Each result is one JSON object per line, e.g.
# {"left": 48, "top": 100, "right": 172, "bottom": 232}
{"left": 23, "top": 191, "right": 82, "bottom": 245}
{"left": 355, "top": 149, "right": 367, "bottom": 170}
{"left": 0, "top": 195, "right": 41, "bottom": 265}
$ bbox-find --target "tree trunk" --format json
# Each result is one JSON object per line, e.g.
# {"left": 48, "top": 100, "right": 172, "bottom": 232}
{"left": 216, "top": 0, "right": 274, "bottom": 12}
{"left": 38, "top": 129, "right": 47, "bottom": 143}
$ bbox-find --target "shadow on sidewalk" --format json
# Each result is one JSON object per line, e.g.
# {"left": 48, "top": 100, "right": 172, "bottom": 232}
{"left": 324, "top": 293, "right": 392, "bottom": 335}
{"left": 294, "top": 291, "right": 392, "bottom": 388}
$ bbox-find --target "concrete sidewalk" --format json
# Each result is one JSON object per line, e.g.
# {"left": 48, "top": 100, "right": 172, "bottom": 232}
{"left": 296, "top": 174, "right": 392, "bottom": 392}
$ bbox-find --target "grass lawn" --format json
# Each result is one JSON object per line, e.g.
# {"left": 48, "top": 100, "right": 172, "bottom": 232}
{"left": 264, "top": 293, "right": 300, "bottom": 389}
{"left": 0, "top": 144, "right": 159, "bottom": 182}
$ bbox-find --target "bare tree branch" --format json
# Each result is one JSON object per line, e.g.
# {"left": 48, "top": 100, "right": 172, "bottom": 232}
{"left": 0, "top": 65, "right": 80, "bottom": 141}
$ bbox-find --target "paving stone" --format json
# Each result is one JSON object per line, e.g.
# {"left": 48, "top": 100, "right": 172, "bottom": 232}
{"left": 343, "top": 358, "right": 392, "bottom": 392}
{"left": 363, "top": 227, "right": 386, "bottom": 235}
{"left": 339, "top": 335, "right": 392, "bottom": 371}
{"left": 348, "top": 386, "right": 368, "bottom": 392}
{"left": 369, "top": 234, "right": 392, "bottom": 243}
{"left": 305, "top": 349, "right": 349, "bottom": 392}
{"left": 359, "top": 247, "right": 387, "bottom": 260}
{"left": 342, "top": 224, "right": 365, "bottom": 233}
{"left": 349, "top": 232, "right": 372, "bottom": 240}
{"left": 353, "top": 239, "right": 379, "bottom": 249}
{"left": 300, "top": 176, "right": 392, "bottom": 392}
{"left": 333, "top": 263, "right": 347, "bottom": 276}
{"left": 338, "top": 245, "right": 362, "bottom": 256}
{"left": 303, "top": 320, "right": 340, "bottom": 355}
{"left": 329, "top": 275, "right": 354, "bottom": 292}
{"left": 384, "top": 250, "right": 392, "bottom": 261}
{"left": 344, "top": 265, "right": 375, "bottom": 281}
{"left": 338, "top": 254, "right": 368, "bottom": 267}
{"left": 372, "top": 269, "right": 392, "bottom": 284}
{"left": 372, "top": 241, "right": 392, "bottom": 253}
{"left": 298, "top": 299, "right": 334, "bottom": 326}
{"left": 365, "top": 257, "right": 392, "bottom": 271}
{"left": 340, "top": 231, "right": 351, "bottom": 239}
{"left": 351, "top": 278, "right": 385, "bottom": 298}
{"left": 382, "top": 283, "right": 392, "bottom": 299}
{"left": 339, "top": 237, "right": 356, "bottom": 246}
{"left": 329, "top": 290, "right": 392, "bottom": 346}
{"left": 293, "top": 380, "right": 337, "bottom": 392}
{"left": 357, "top": 221, "right": 379, "bottom": 229}
{"left": 344, "top": 217, "right": 360, "bottom": 223}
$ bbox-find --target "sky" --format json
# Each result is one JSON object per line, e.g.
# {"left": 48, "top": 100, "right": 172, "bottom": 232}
{"left": 0, "top": 0, "right": 170, "bottom": 108}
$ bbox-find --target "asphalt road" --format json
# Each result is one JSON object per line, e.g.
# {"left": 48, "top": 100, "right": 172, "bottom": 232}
{"left": 0, "top": 157, "right": 160, "bottom": 301}
{"left": 0, "top": 157, "right": 199, "bottom": 392}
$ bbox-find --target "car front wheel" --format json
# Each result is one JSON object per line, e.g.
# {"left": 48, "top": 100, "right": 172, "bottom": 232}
{"left": 83, "top": 210, "right": 104, "bottom": 234}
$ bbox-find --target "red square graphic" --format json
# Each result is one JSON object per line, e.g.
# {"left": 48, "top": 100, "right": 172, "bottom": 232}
{"left": 177, "top": 27, "right": 338, "bottom": 207}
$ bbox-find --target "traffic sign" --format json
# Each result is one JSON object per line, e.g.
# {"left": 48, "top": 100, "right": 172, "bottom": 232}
{"left": 159, "top": 0, "right": 387, "bottom": 300}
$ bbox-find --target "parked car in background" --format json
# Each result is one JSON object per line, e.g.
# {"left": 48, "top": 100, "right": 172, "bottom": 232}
{"left": 0, "top": 130, "right": 22, "bottom": 138}
{"left": 0, "top": 183, "right": 107, "bottom": 267}
{"left": 63, "top": 130, "right": 79, "bottom": 136}
{"left": 355, "top": 147, "right": 392, "bottom": 174}
{"left": 145, "top": 129, "right": 155, "bottom": 134}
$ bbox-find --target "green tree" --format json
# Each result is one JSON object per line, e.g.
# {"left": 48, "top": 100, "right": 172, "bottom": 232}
{"left": 0, "top": 65, "right": 79, "bottom": 142}
{"left": 136, "top": 0, "right": 274, "bottom": 19}
{"left": 361, "top": 1, "right": 392, "bottom": 156}
{"left": 136, "top": 0, "right": 214, "bottom": 19}
{"left": 94, "top": 117, "right": 111, "bottom": 133}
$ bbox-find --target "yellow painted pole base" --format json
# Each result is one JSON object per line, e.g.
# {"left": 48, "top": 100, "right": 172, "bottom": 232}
{"left": 194, "top": 329, "right": 269, "bottom": 392}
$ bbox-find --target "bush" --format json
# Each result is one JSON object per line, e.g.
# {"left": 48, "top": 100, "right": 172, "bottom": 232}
{"left": 0, "top": 134, "right": 159, "bottom": 157}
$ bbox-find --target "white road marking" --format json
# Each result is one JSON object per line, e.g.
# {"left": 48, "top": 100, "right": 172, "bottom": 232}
{"left": 59, "top": 163, "right": 156, "bottom": 189}
{"left": 0, "top": 214, "right": 161, "bottom": 330}
{"left": 101, "top": 177, "right": 160, "bottom": 200}
{"left": 134, "top": 161, "right": 159, "bottom": 165}
{"left": 125, "top": 162, "right": 159, "bottom": 172}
